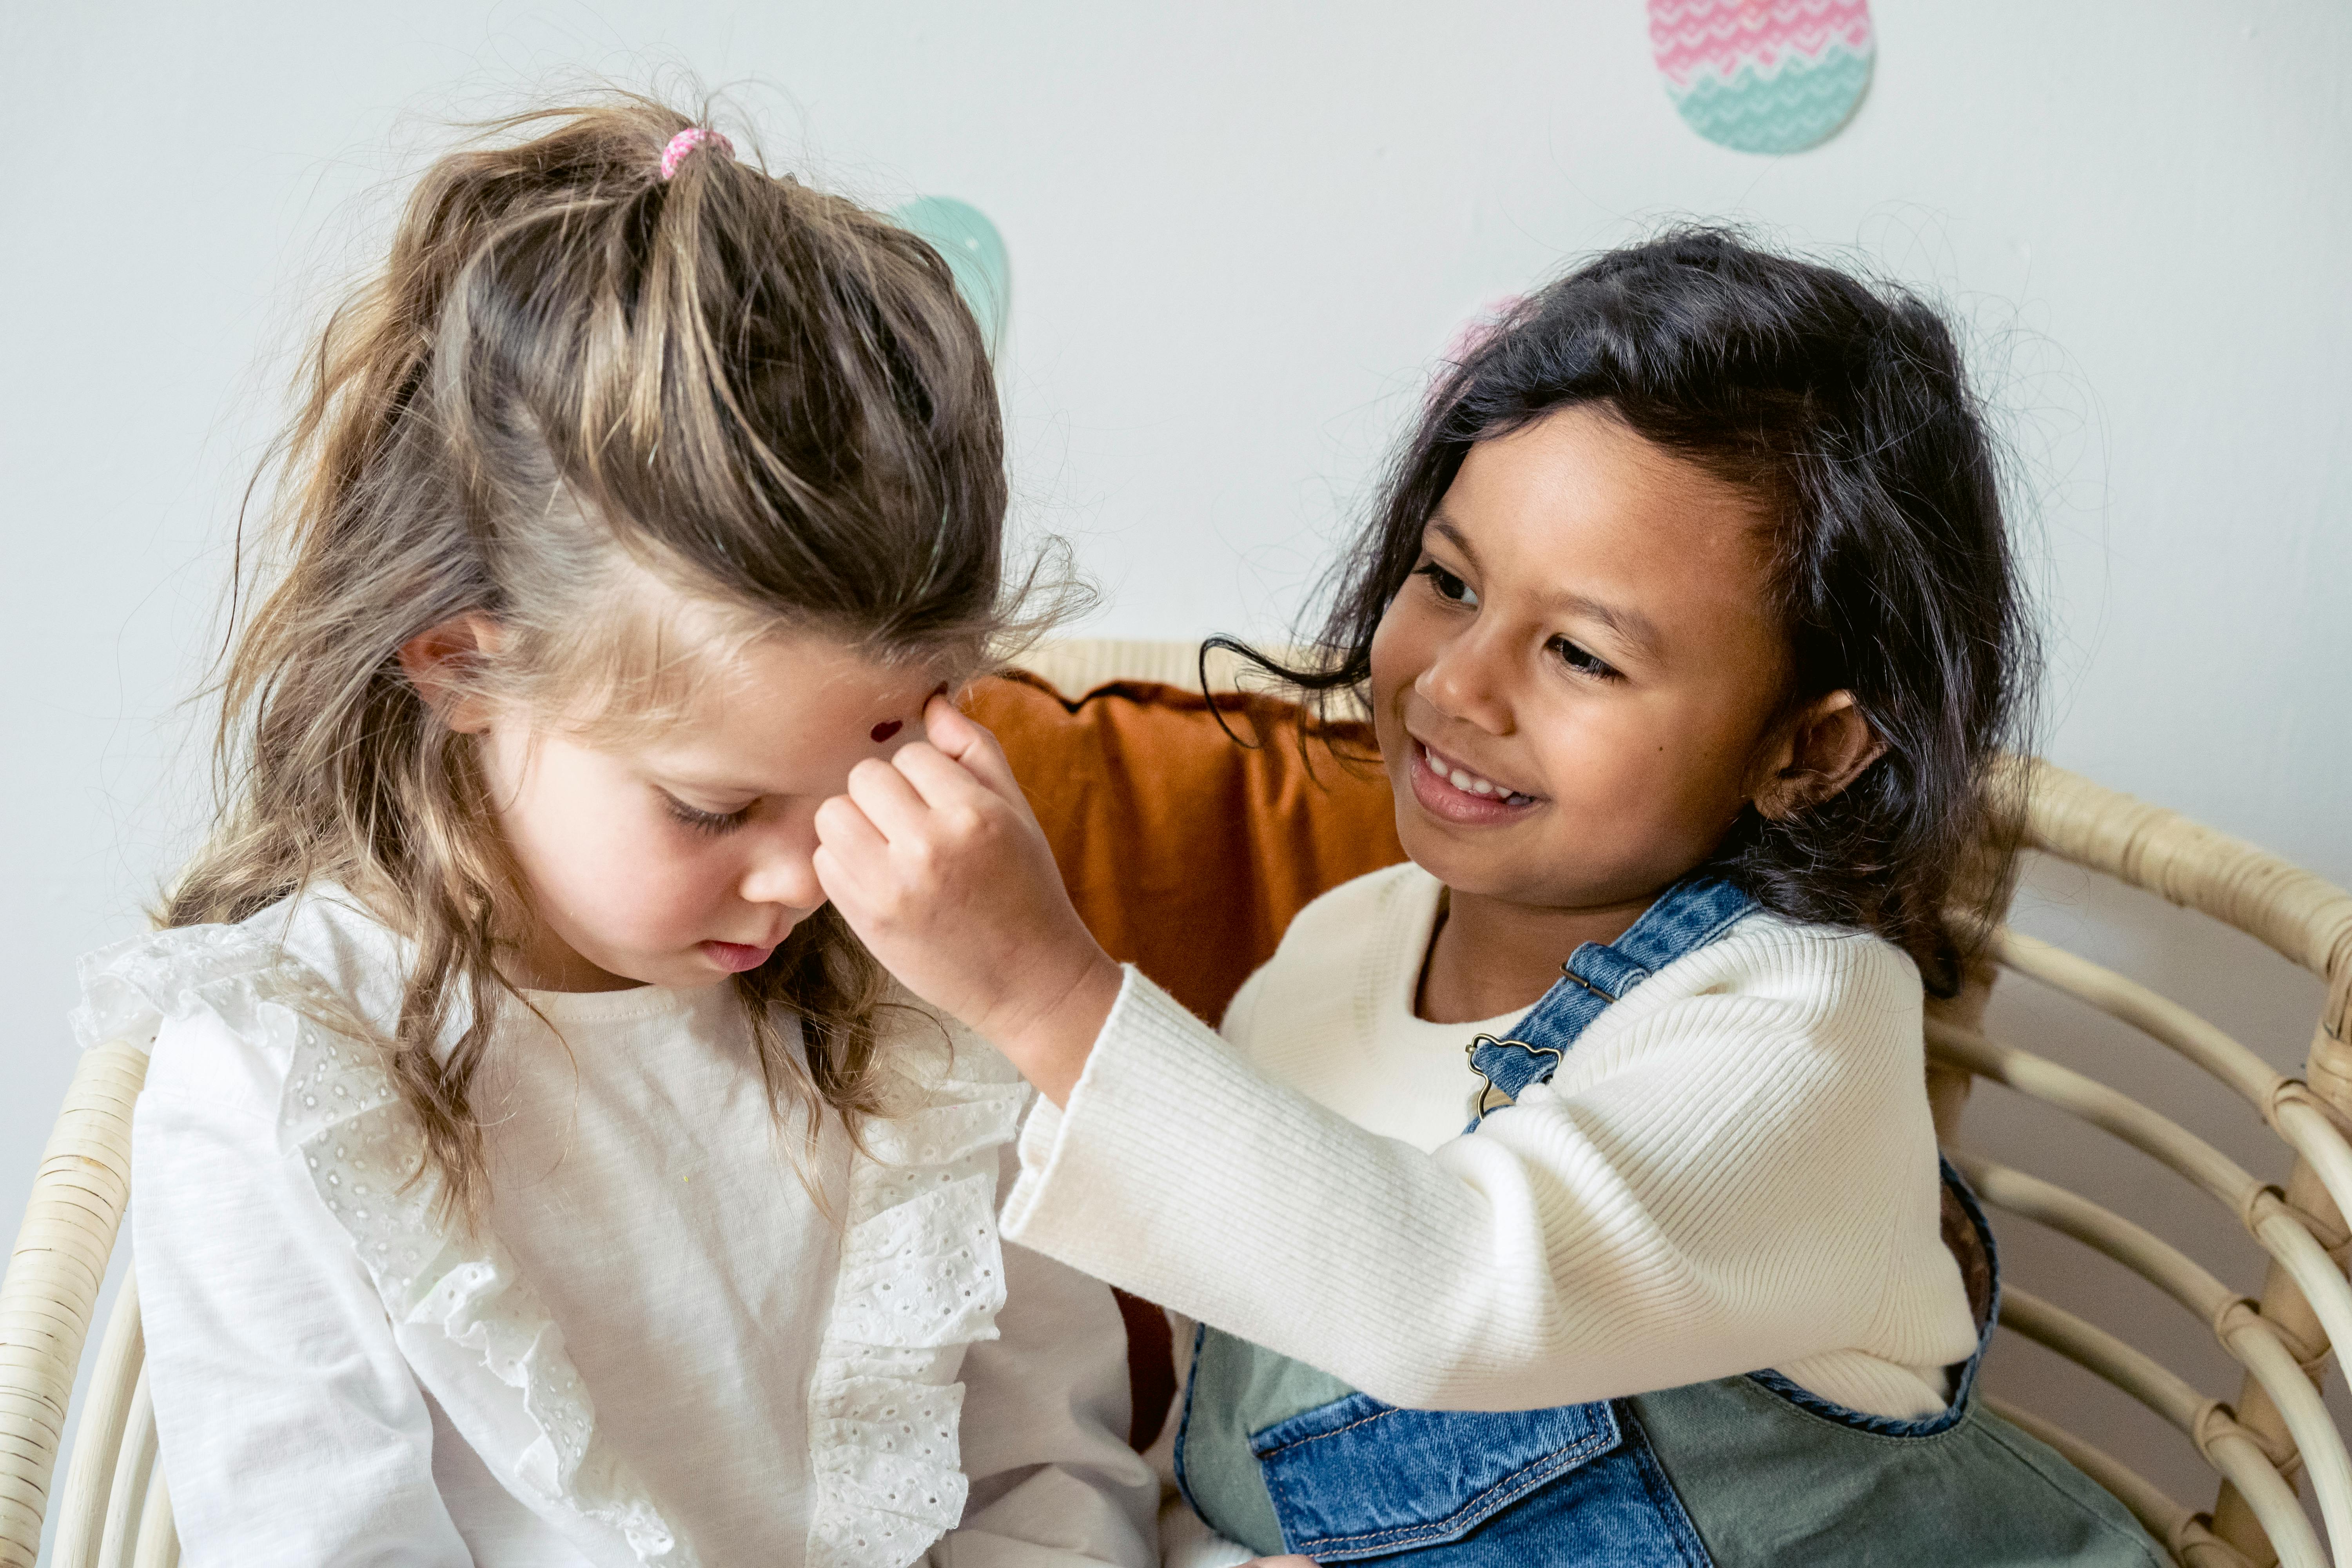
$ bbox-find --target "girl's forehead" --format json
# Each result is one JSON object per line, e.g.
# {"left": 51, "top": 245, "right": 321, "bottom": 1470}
{"left": 1411, "top": 409, "right": 1778, "bottom": 682}
{"left": 690, "top": 633, "right": 936, "bottom": 728}
{"left": 563, "top": 611, "right": 947, "bottom": 790}
{"left": 572, "top": 563, "right": 947, "bottom": 724}
{"left": 678, "top": 640, "right": 940, "bottom": 776}
{"left": 1443, "top": 409, "right": 1777, "bottom": 621}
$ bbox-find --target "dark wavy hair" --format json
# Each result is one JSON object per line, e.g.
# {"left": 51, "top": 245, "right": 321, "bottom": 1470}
{"left": 1222, "top": 227, "right": 2037, "bottom": 994}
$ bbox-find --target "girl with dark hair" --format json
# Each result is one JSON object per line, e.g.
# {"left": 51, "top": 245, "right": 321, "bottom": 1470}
{"left": 813, "top": 229, "right": 2165, "bottom": 1564}
{"left": 90, "top": 96, "right": 1153, "bottom": 1565}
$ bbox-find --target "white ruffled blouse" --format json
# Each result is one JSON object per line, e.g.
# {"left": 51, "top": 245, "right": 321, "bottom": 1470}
{"left": 82, "top": 891, "right": 1154, "bottom": 1568}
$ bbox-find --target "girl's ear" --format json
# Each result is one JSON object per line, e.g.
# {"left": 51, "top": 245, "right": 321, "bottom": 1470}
{"left": 397, "top": 615, "right": 503, "bottom": 734}
{"left": 1749, "top": 690, "right": 1887, "bottom": 821}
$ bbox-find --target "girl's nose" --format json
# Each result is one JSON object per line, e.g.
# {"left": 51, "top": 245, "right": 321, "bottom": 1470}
{"left": 739, "top": 830, "right": 824, "bottom": 914}
{"left": 1416, "top": 623, "right": 1514, "bottom": 736}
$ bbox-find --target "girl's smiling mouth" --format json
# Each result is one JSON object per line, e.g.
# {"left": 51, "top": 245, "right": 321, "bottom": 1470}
{"left": 1408, "top": 740, "right": 1541, "bottom": 824}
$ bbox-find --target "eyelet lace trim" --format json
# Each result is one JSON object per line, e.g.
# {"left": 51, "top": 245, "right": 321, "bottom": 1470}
{"left": 78, "top": 922, "right": 1027, "bottom": 1568}
{"left": 805, "top": 1036, "right": 1026, "bottom": 1568}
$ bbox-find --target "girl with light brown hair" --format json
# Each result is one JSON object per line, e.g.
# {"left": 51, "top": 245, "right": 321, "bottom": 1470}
{"left": 76, "top": 94, "right": 1152, "bottom": 1566}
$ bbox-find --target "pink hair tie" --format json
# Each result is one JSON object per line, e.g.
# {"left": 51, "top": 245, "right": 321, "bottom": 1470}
{"left": 659, "top": 127, "right": 733, "bottom": 181}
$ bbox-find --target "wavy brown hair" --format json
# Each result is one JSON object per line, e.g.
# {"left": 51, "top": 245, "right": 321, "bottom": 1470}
{"left": 167, "top": 93, "right": 1022, "bottom": 1224}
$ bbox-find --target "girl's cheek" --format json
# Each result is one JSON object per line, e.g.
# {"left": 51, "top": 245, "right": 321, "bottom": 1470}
{"left": 594, "top": 853, "right": 721, "bottom": 949}
{"left": 1367, "top": 603, "right": 1430, "bottom": 730}
{"left": 637, "top": 833, "right": 730, "bottom": 905}
{"left": 1527, "top": 704, "right": 1661, "bottom": 817}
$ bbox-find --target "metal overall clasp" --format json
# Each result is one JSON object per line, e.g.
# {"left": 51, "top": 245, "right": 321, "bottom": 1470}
{"left": 1465, "top": 1034, "right": 1567, "bottom": 1118}
{"left": 1463, "top": 958, "right": 1617, "bottom": 1120}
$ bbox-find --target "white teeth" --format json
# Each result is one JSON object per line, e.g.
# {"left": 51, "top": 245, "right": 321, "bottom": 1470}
{"left": 1430, "top": 746, "right": 1510, "bottom": 799}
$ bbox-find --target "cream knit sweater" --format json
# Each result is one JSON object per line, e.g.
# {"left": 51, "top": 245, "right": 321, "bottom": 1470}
{"left": 1002, "top": 861, "right": 1978, "bottom": 1421}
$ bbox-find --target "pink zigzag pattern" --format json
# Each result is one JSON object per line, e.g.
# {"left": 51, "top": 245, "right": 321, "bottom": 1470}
{"left": 1648, "top": 0, "right": 1873, "bottom": 88}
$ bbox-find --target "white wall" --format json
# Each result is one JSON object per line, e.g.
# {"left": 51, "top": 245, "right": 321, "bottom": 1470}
{"left": 6, "top": 0, "right": 2348, "bottom": 1530}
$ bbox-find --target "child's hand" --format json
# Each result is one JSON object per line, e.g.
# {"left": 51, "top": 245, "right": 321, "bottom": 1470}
{"left": 812, "top": 695, "right": 1124, "bottom": 1105}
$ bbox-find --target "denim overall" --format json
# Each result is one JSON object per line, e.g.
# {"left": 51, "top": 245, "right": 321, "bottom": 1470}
{"left": 1174, "top": 878, "right": 2164, "bottom": 1566}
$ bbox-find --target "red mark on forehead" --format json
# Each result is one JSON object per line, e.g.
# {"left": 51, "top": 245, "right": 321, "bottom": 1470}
{"left": 869, "top": 719, "right": 904, "bottom": 744}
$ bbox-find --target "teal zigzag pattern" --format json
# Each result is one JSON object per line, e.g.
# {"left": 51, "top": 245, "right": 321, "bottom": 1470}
{"left": 1668, "top": 41, "right": 1872, "bottom": 154}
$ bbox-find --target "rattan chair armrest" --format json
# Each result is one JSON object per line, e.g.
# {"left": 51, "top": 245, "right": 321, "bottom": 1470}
{"left": 2020, "top": 762, "right": 2352, "bottom": 1013}
{"left": 1994, "top": 931, "right": 2286, "bottom": 1115}
{"left": 0, "top": 1041, "right": 149, "bottom": 1568}
{"left": 1011, "top": 638, "right": 1245, "bottom": 698}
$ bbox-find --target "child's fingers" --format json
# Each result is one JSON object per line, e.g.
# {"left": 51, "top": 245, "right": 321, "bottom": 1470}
{"left": 811, "top": 795, "right": 892, "bottom": 882}
{"left": 923, "top": 694, "right": 1024, "bottom": 801}
{"left": 841, "top": 754, "right": 936, "bottom": 842}
{"left": 809, "top": 842, "right": 857, "bottom": 907}
{"left": 890, "top": 740, "right": 1001, "bottom": 811}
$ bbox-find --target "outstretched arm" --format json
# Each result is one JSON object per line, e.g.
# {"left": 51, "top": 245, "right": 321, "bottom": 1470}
{"left": 813, "top": 702, "right": 1964, "bottom": 1412}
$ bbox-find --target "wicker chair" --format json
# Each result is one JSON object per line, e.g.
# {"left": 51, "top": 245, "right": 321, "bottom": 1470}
{"left": 4, "top": 639, "right": 2349, "bottom": 1568}
{"left": 1919, "top": 768, "right": 2352, "bottom": 1568}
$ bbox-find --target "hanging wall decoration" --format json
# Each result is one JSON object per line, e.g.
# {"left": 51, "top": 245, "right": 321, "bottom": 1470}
{"left": 1648, "top": 0, "right": 1875, "bottom": 155}
{"left": 889, "top": 196, "right": 1010, "bottom": 356}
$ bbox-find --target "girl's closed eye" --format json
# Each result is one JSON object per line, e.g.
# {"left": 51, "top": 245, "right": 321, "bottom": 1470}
{"left": 660, "top": 789, "right": 755, "bottom": 837}
{"left": 1414, "top": 560, "right": 1478, "bottom": 608}
{"left": 1549, "top": 635, "right": 1621, "bottom": 682}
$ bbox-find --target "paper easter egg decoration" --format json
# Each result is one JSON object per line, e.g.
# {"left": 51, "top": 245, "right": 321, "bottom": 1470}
{"left": 1648, "top": 0, "right": 1875, "bottom": 155}
{"left": 889, "top": 196, "right": 1010, "bottom": 354}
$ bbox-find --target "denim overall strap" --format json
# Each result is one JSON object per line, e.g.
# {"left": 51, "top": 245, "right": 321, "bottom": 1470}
{"left": 1178, "top": 875, "right": 1760, "bottom": 1564}
{"left": 1466, "top": 877, "right": 1755, "bottom": 1125}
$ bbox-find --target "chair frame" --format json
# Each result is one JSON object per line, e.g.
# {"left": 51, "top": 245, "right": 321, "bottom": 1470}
{"left": 2, "top": 1039, "right": 162, "bottom": 1567}
{"left": 4, "top": 641, "right": 2348, "bottom": 1567}
{"left": 1918, "top": 761, "right": 2352, "bottom": 1568}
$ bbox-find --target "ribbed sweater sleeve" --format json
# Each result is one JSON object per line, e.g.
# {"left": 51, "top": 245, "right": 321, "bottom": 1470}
{"left": 1000, "top": 922, "right": 1976, "bottom": 1414}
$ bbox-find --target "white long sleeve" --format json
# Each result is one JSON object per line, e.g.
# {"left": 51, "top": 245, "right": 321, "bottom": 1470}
{"left": 133, "top": 1011, "right": 478, "bottom": 1566}
{"left": 1002, "top": 863, "right": 1977, "bottom": 1420}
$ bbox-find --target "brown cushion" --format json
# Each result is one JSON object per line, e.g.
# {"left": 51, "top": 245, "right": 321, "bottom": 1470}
{"left": 968, "top": 671, "right": 1406, "bottom": 1446}
{"left": 970, "top": 672, "right": 1406, "bottom": 1029}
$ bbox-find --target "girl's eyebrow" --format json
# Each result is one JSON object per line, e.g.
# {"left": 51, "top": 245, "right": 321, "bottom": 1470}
{"left": 1548, "top": 589, "right": 1663, "bottom": 661}
{"left": 1428, "top": 515, "right": 1662, "bottom": 660}
{"left": 1427, "top": 514, "right": 1479, "bottom": 562}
